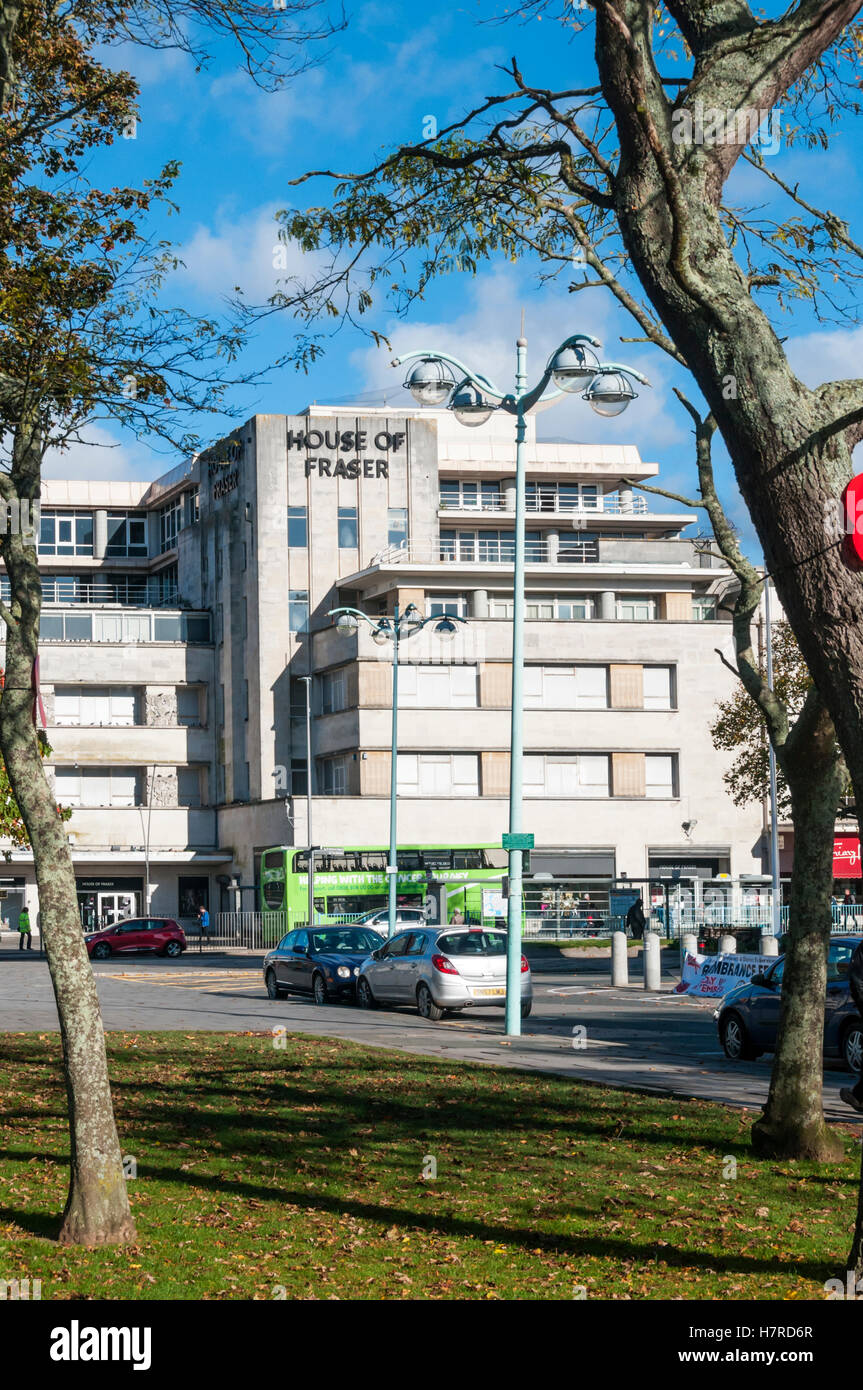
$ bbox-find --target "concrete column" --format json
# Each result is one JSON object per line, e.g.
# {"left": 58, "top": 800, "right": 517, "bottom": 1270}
{"left": 719, "top": 934, "right": 737, "bottom": 954}
{"left": 471, "top": 589, "right": 489, "bottom": 619}
{"left": 760, "top": 935, "right": 780, "bottom": 956}
{"left": 643, "top": 930, "right": 661, "bottom": 991}
{"left": 94, "top": 509, "right": 108, "bottom": 560}
{"left": 600, "top": 590, "right": 616, "bottom": 621}
{"left": 618, "top": 487, "right": 634, "bottom": 514}
{"left": 611, "top": 931, "right": 629, "bottom": 986}
{"left": 546, "top": 528, "right": 560, "bottom": 564}
{"left": 466, "top": 589, "right": 489, "bottom": 617}
{"left": 504, "top": 482, "right": 516, "bottom": 512}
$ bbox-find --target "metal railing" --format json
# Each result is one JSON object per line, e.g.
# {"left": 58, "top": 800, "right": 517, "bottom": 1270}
{"left": 438, "top": 492, "right": 649, "bottom": 516}
{"left": 369, "top": 539, "right": 600, "bottom": 567}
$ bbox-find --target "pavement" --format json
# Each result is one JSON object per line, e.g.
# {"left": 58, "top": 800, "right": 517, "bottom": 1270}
{"left": 1, "top": 950, "right": 860, "bottom": 1123}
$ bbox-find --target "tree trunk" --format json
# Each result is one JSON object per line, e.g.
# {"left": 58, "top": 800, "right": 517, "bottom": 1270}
{"left": 0, "top": 428, "right": 135, "bottom": 1245}
{"left": 752, "top": 734, "right": 845, "bottom": 1160}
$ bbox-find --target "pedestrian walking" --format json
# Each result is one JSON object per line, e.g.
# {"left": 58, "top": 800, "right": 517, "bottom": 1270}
{"left": 17, "top": 907, "right": 32, "bottom": 951}
{"left": 625, "top": 896, "right": 647, "bottom": 940}
{"left": 197, "top": 904, "right": 210, "bottom": 937}
{"left": 840, "top": 939, "right": 863, "bottom": 1112}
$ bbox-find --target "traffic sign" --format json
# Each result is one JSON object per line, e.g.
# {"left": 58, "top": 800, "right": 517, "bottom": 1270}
{"left": 502, "top": 832, "right": 534, "bottom": 850}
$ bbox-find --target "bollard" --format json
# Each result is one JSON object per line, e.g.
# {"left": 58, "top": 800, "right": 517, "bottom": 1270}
{"left": 719, "top": 934, "right": 737, "bottom": 955}
{"left": 643, "top": 930, "right": 661, "bottom": 991}
{"left": 611, "top": 930, "right": 629, "bottom": 987}
{"left": 760, "top": 934, "right": 780, "bottom": 956}
{"left": 682, "top": 932, "right": 698, "bottom": 958}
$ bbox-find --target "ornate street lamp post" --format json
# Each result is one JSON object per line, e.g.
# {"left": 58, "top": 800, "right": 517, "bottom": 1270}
{"left": 329, "top": 602, "right": 466, "bottom": 939}
{"left": 394, "top": 331, "right": 648, "bottom": 1034}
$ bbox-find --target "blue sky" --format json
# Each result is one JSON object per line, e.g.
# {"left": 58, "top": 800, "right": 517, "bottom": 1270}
{"left": 51, "top": 2, "right": 863, "bottom": 557}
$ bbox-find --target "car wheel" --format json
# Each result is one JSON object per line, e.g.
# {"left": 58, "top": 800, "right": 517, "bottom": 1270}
{"left": 720, "top": 1011, "right": 760, "bottom": 1061}
{"left": 417, "top": 982, "right": 444, "bottom": 1021}
{"left": 163, "top": 940, "right": 182, "bottom": 958}
{"left": 265, "top": 969, "right": 283, "bottom": 1000}
{"left": 312, "top": 972, "right": 328, "bottom": 1006}
{"left": 521, "top": 999, "right": 532, "bottom": 1020}
{"left": 91, "top": 943, "right": 111, "bottom": 960}
{"left": 357, "top": 976, "right": 376, "bottom": 1010}
{"left": 843, "top": 1021, "right": 863, "bottom": 1074}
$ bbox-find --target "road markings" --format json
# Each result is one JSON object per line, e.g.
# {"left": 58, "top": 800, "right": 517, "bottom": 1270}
{"left": 100, "top": 969, "right": 264, "bottom": 994}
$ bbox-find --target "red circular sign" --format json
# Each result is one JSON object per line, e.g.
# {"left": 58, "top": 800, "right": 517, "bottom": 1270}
{"left": 842, "top": 474, "right": 863, "bottom": 570}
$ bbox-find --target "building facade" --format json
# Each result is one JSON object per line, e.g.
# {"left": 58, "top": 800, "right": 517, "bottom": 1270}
{"left": 0, "top": 404, "right": 775, "bottom": 934}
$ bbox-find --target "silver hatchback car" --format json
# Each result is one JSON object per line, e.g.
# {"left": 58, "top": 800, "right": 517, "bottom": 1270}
{"left": 356, "top": 925, "right": 532, "bottom": 1020}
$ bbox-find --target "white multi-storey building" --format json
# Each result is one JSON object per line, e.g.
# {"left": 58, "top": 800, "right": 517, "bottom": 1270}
{"left": 0, "top": 404, "right": 773, "bottom": 934}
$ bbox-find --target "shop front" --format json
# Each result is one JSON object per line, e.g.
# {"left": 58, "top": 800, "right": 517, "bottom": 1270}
{"left": 76, "top": 877, "right": 144, "bottom": 930}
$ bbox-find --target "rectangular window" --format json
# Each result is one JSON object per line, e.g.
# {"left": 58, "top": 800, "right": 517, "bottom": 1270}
{"left": 438, "top": 480, "right": 501, "bottom": 511}
{"left": 177, "top": 687, "right": 202, "bottom": 726}
{"left": 692, "top": 596, "right": 717, "bottom": 621}
{"left": 524, "top": 754, "right": 610, "bottom": 798}
{"left": 38, "top": 511, "right": 94, "bottom": 557}
{"left": 643, "top": 666, "right": 674, "bottom": 710}
{"left": 397, "top": 752, "right": 479, "bottom": 797}
{"left": 54, "top": 766, "right": 143, "bottom": 806}
{"left": 320, "top": 756, "right": 348, "bottom": 795}
{"left": 645, "top": 754, "right": 676, "bottom": 798}
{"left": 289, "top": 589, "right": 309, "bottom": 633}
{"left": 159, "top": 498, "right": 182, "bottom": 553}
{"left": 177, "top": 767, "right": 202, "bottom": 807}
{"left": 53, "top": 687, "right": 138, "bottom": 726}
{"left": 337, "top": 507, "right": 358, "bottom": 549}
{"left": 398, "top": 664, "right": 478, "bottom": 709}
{"left": 288, "top": 506, "right": 307, "bottom": 548}
{"left": 106, "top": 512, "right": 148, "bottom": 557}
{"left": 290, "top": 758, "right": 308, "bottom": 795}
{"left": 617, "top": 595, "right": 657, "bottom": 621}
{"left": 523, "top": 667, "right": 608, "bottom": 709}
{"left": 387, "top": 508, "right": 408, "bottom": 548}
{"left": 322, "top": 669, "right": 348, "bottom": 714}
{"left": 426, "top": 593, "right": 468, "bottom": 617}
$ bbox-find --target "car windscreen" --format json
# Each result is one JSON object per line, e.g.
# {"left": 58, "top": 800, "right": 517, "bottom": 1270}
{"left": 310, "top": 929, "right": 384, "bottom": 953}
{"left": 436, "top": 931, "right": 507, "bottom": 956}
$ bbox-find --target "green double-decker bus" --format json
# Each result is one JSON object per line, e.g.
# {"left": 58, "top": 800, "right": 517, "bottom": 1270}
{"left": 258, "top": 844, "right": 508, "bottom": 926}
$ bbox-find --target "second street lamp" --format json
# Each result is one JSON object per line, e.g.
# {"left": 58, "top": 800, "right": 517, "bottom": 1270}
{"left": 328, "top": 602, "right": 467, "bottom": 940}
{"left": 394, "top": 328, "right": 649, "bottom": 1036}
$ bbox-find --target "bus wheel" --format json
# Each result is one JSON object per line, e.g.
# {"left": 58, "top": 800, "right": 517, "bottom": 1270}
{"left": 357, "top": 977, "right": 376, "bottom": 1010}
{"left": 312, "top": 972, "right": 328, "bottom": 1006}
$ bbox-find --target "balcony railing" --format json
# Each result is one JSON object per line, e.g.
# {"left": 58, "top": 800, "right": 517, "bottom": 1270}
{"left": 369, "top": 540, "right": 601, "bottom": 566}
{"left": 438, "top": 491, "right": 648, "bottom": 515}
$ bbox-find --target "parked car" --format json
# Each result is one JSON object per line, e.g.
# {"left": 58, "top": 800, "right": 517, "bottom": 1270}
{"left": 353, "top": 906, "right": 428, "bottom": 929}
{"left": 715, "top": 936, "right": 862, "bottom": 1071}
{"left": 356, "top": 925, "right": 533, "bottom": 1020}
{"left": 263, "top": 925, "right": 386, "bottom": 1004}
{"left": 85, "top": 917, "right": 187, "bottom": 960}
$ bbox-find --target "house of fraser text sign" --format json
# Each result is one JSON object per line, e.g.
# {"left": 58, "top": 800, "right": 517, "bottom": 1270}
{"left": 288, "top": 428, "right": 406, "bottom": 480}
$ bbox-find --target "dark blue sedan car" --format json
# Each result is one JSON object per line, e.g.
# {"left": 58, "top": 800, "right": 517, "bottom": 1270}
{"left": 715, "top": 936, "right": 863, "bottom": 1072}
{"left": 263, "top": 925, "right": 385, "bottom": 1006}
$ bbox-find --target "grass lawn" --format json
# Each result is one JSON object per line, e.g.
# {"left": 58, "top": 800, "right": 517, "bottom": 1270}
{"left": 0, "top": 1031, "right": 859, "bottom": 1300}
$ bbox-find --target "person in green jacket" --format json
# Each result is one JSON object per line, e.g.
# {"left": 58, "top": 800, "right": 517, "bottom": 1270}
{"left": 18, "top": 907, "right": 31, "bottom": 951}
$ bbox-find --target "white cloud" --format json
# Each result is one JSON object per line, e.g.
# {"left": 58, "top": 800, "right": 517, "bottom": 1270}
{"left": 350, "top": 265, "right": 689, "bottom": 457}
{"left": 41, "top": 426, "right": 164, "bottom": 482}
{"left": 174, "top": 202, "right": 320, "bottom": 303}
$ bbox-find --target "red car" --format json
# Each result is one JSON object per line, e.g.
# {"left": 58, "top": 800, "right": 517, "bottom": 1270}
{"left": 84, "top": 917, "right": 187, "bottom": 960}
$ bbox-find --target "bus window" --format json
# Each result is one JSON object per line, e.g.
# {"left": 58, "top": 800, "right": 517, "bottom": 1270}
{"left": 453, "top": 849, "right": 483, "bottom": 869}
{"left": 397, "top": 850, "right": 422, "bottom": 870}
{"left": 482, "top": 848, "right": 508, "bottom": 869}
{"left": 358, "top": 851, "right": 388, "bottom": 871}
{"left": 423, "top": 850, "right": 453, "bottom": 871}
{"left": 293, "top": 850, "right": 309, "bottom": 873}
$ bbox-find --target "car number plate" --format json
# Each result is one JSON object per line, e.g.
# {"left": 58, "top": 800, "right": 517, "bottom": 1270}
{"left": 474, "top": 987, "right": 505, "bottom": 997}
